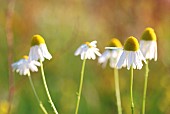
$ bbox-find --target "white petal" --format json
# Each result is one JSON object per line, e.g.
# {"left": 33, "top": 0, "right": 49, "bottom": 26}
{"left": 110, "top": 57, "right": 116, "bottom": 68}
{"left": 127, "top": 52, "right": 133, "bottom": 70}
{"left": 85, "top": 49, "right": 90, "bottom": 59}
{"left": 140, "top": 40, "right": 157, "bottom": 61}
{"left": 136, "top": 51, "right": 144, "bottom": 69}
{"left": 74, "top": 46, "right": 83, "bottom": 56}
{"left": 31, "top": 61, "right": 41, "bottom": 66}
{"left": 81, "top": 51, "right": 86, "bottom": 60}
{"left": 138, "top": 50, "right": 146, "bottom": 63}
{"left": 89, "top": 49, "right": 96, "bottom": 60}
{"left": 40, "top": 44, "right": 52, "bottom": 60}
{"left": 98, "top": 50, "right": 110, "bottom": 63}
{"left": 154, "top": 42, "right": 157, "bottom": 61}
{"left": 29, "top": 46, "right": 39, "bottom": 61}
{"left": 117, "top": 51, "right": 127, "bottom": 69}
{"left": 90, "top": 41, "right": 97, "bottom": 47}
{"left": 92, "top": 48, "right": 101, "bottom": 56}
{"left": 29, "top": 64, "right": 38, "bottom": 72}
{"left": 38, "top": 48, "right": 44, "bottom": 61}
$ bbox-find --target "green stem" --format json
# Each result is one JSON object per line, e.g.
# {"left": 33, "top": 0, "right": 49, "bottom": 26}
{"left": 114, "top": 68, "right": 122, "bottom": 114}
{"left": 40, "top": 61, "right": 59, "bottom": 114}
{"left": 75, "top": 58, "right": 86, "bottom": 114}
{"left": 28, "top": 75, "right": 48, "bottom": 114}
{"left": 130, "top": 67, "right": 134, "bottom": 114}
{"left": 142, "top": 60, "right": 149, "bottom": 114}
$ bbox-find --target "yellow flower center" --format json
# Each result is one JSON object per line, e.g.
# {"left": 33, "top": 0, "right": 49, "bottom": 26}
{"left": 109, "top": 38, "right": 122, "bottom": 47}
{"left": 85, "top": 42, "right": 92, "bottom": 48}
{"left": 31, "top": 35, "right": 45, "bottom": 46}
{"left": 23, "top": 55, "right": 28, "bottom": 60}
{"left": 141, "top": 27, "right": 156, "bottom": 41}
{"left": 124, "top": 36, "right": 139, "bottom": 51}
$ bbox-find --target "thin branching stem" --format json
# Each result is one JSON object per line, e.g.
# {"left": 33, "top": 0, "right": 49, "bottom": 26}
{"left": 114, "top": 68, "right": 122, "bottom": 114}
{"left": 130, "top": 67, "right": 134, "bottom": 114}
{"left": 142, "top": 60, "right": 149, "bottom": 114}
{"left": 40, "top": 61, "right": 59, "bottom": 114}
{"left": 28, "top": 75, "right": 48, "bottom": 114}
{"left": 75, "top": 58, "right": 86, "bottom": 114}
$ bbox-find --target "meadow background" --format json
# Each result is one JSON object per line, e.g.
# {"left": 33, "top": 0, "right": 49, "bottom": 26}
{"left": 0, "top": 0, "right": 170, "bottom": 114}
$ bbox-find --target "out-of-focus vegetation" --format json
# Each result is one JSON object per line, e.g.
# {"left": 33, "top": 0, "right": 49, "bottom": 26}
{"left": 0, "top": 0, "right": 170, "bottom": 114}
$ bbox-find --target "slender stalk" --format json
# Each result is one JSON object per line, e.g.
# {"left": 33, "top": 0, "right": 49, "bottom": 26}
{"left": 28, "top": 75, "right": 48, "bottom": 114}
{"left": 142, "top": 60, "right": 149, "bottom": 114}
{"left": 40, "top": 61, "right": 59, "bottom": 114}
{"left": 130, "top": 66, "right": 134, "bottom": 114}
{"left": 114, "top": 68, "right": 122, "bottom": 114}
{"left": 75, "top": 58, "right": 86, "bottom": 114}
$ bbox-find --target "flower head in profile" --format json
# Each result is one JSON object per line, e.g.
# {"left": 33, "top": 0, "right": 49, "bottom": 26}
{"left": 74, "top": 41, "right": 101, "bottom": 60}
{"left": 98, "top": 38, "right": 123, "bottom": 68}
{"left": 140, "top": 27, "right": 157, "bottom": 61}
{"left": 12, "top": 55, "right": 40, "bottom": 76}
{"left": 117, "top": 36, "right": 146, "bottom": 70}
{"left": 28, "top": 35, "right": 52, "bottom": 62}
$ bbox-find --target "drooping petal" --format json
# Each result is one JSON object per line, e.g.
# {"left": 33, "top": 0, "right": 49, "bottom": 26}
{"left": 89, "top": 49, "right": 96, "bottom": 60}
{"left": 12, "top": 58, "right": 40, "bottom": 76}
{"left": 117, "top": 51, "right": 127, "bottom": 69}
{"left": 98, "top": 50, "right": 110, "bottom": 68}
{"left": 74, "top": 44, "right": 86, "bottom": 56}
{"left": 98, "top": 50, "right": 110, "bottom": 63}
{"left": 127, "top": 52, "right": 134, "bottom": 70}
{"left": 92, "top": 48, "right": 101, "bottom": 57}
{"left": 154, "top": 42, "right": 157, "bottom": 61}
{"left": 29, "top": 43, "right": 52, "bottom": 62}
{"left": 140, "top": 40, "right": 157, "bottom": 61}
{"left": 81, "top": 51, "right": 86, "bottom": 60}
{"left": 40, "top": 44, "right": 52, "bottom": 60}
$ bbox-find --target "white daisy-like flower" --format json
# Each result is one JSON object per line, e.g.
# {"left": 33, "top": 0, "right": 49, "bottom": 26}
{"left": 117, "top": 36, "right": 146, "bottom": 70}
{"left": 12, "top": 55, "right": 40, "bottom": 76}
{"left": 98, "top": 38, "right": 123, "bottom": 68}
{"left": 140, "top": 27, "right": 157, "bottom": 61}
{"left": 28, "top": 34, "right": 52, "bottom": 62}
{"left": 74, "top": 41, "right": 101, "bottom": 60}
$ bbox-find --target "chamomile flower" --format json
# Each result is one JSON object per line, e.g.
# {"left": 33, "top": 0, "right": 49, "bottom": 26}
{"left": 28, "top": 35, "right": 52, "bottom": 62}
{"left": 12, "top": 55, "right": 40, "bottom": 76}
{"left": 98, "top": 38, "right": 123, "bottom": 68}
{"left": 117, "top": 36, "right": 146, "bottom": 70}
{"left": 140, "top": 27, "right": 157, "bottom": 61}
{"left": 74, "top": 41, "right": 101, "bottom": 60}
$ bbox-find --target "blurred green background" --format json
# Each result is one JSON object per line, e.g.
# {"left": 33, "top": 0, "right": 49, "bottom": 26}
{"left": 0, "top": 0, "right": 170, "bottom": 114}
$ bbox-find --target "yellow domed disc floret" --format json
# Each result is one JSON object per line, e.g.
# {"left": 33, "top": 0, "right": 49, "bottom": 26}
{"left": 141, "top": 27, "right": 156, "bottom": 41}
{"left": 109, "top": 38, "right": 122, "bottom": 47}
{"left": 31, "top": 35, "right": 45, "bottom": 46}
{"left": 124, "top": 36, "right": 139, "bottom": 51}
{"left": 23, "top": 55, "right": 29, "bottom": 60}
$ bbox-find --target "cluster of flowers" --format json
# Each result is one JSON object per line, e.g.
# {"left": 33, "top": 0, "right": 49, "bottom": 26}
{"left": 12, "top": 27, "right": 157, "bottom": 79}
{"left": 11, "top": 27, "right": 157, "bottom": 114}
{"left": 12, "top": 35, "right": 52, "bottom": 76}
{"left": 74, "top": 27, "right": 157, "bottom": 114}
{"left": 75, "top": 27, "right": 157, "bottom": 69}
